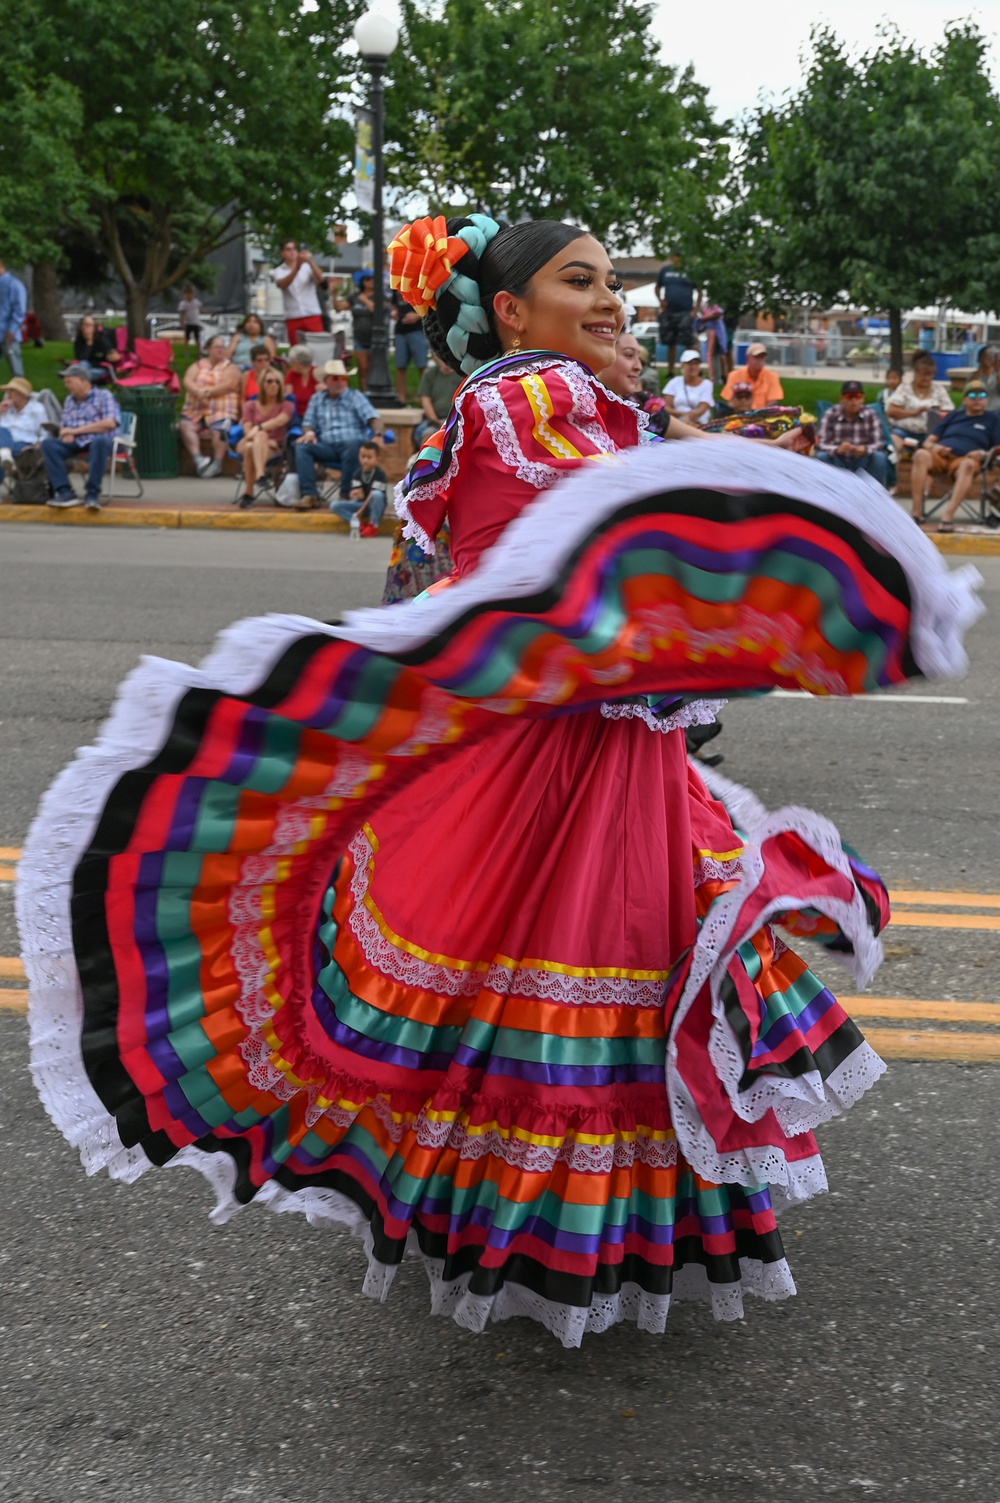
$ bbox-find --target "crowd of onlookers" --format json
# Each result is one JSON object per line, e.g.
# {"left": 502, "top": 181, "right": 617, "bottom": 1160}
{"left": 2, "top": 239, "right": 1000, "bottom": 531}
{"left": 602, "top": 327, "right": 1000, "bottom": 532}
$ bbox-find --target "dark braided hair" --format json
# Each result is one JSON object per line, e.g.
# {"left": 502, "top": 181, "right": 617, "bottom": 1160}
{"left": 425, "top": 218, "right": 585, "bottom": 375}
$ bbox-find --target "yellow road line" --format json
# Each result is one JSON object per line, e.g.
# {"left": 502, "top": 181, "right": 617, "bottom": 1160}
{"left": 0, "top": 958, "right": 25, "bottom": 979}
{"left": 889, "top": 889, "right": 1000, "bottom": 910}
{"left": 0, "top": 847, "right": 21, "bottom": 860}
{"left": 890, "top": 911, "right": 1000, "bottom": 932}
{"left": 0, "top": 866, "right": 17, "bottom": 881}
{"left": 1, "top": 970, "right": 997, "bottom": 1062}
{"left": 841, "top": 996, "right": 1000, "bottom": 1025}
{"left": 863, "top": 1027, "right": 1000, "bottom": 1063}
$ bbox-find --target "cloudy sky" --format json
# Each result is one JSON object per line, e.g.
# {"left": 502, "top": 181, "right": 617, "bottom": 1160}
{"left": 654, "top": 0, "right": 999, "bottom": 121}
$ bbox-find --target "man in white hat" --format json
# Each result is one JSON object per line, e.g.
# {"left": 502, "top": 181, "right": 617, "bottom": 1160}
{"left": 721, "top": 342, "right": 784, "bottom": 409}
{"left": 295, "top": 360, "right": 383, "bottom": 510}
{"left": 0, "top": 376, "right": 49, "bottom": 464}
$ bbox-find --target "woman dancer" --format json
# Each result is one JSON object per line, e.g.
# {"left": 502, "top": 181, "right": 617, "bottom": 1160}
{"left": 19, "top": 215, "right": 981, "bottom": 1347}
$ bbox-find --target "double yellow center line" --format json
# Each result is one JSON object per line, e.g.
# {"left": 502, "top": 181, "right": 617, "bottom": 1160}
{"left": 1, "top": 852, "right": 999, "bottom": 1061}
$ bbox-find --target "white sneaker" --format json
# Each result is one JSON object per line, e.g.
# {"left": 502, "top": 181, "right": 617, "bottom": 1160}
{"left": 202, "top": 458, "right": 223, "bottom": 479}
{"left": 48, "top": 491, "right": 82, "bottom": 508}
{"left": 194, "top": 455, "right": 212, "bottom": 477}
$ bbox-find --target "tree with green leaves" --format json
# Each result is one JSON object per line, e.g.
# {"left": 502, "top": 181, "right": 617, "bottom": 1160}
{"left": 0, "top": 0, "right": 361, "bottom": 336}
{"left": 385, "top": 0, "right": 727, "bottom": 254}
{"left": 740, "top": 24, "right": 1000, "bottom": 368}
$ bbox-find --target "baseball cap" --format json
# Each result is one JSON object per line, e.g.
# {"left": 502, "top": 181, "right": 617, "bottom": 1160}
{"left": 841, "top": 380, "right": 865, "bottom": 396}
{"left": 747, "top": 342, "right": 768, "bottom": 357}
{"left": 731, "top": 381, "right": 753, "bottom": 395}
{"left": 679, "top": 349, "right": 701, "bottom": 364}
{"left": 0, "top": 376, "right": 33, "bottom": 398}
{"left": 963, "top": 380, "right": 989, "bottom": 396}
{"left": 59, "top": 363, "right": 94, "bottom": 382}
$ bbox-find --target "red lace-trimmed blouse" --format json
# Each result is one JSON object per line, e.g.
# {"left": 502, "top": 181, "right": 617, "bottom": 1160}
{"left": 401, "top": 356, "right": 646, "bottom": 578}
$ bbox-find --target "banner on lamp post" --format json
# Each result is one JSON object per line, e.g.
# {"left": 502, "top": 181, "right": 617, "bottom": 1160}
{"left": 354, "top": 107, "right": 375, "bottom": 213}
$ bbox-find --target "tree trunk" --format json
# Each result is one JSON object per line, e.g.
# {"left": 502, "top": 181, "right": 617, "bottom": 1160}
{"left": 888, "top": 305, "right": 904, "bottom": 373}
{"left": 126, "top": 285, "right": 149, "bottom": 344}
{"left": 32, "top": 259, "right": 67, "bottom": 342}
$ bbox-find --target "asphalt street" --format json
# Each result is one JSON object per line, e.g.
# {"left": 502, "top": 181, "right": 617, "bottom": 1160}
{"left": 1, "top": 529, "right": 998, "bottom": 1503}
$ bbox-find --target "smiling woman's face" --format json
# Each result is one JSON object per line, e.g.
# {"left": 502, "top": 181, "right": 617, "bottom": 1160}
{"left": 493, "top": 235, "right": 624, "bottom": 373}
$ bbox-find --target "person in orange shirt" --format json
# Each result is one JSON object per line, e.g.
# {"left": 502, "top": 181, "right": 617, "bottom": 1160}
{"left": 722, "top": 341, "right": 784, "bottom": 408}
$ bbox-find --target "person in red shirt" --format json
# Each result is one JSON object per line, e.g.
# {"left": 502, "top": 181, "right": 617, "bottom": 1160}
{"left": 285, "top": 344, "right": 318, "bottom": 417}
{"left": 722, "top": 342, "right": 784, "bottom": 408}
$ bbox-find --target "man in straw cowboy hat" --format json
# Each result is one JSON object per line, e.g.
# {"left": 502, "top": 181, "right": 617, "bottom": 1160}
{"left": 294, "top": 359, "right": 383, "bottom": 511}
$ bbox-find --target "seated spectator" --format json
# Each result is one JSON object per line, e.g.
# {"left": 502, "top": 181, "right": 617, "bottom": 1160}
{"left": 294, "top": 359, "right": 383, "bottom": 510}
{"left": 725, "top": 380, "right": 756, "bottom": 414}
{"left": 73, "top": 315, "right": 120, "bottom": 380}
{"left": 721, "top": 343, "right": 783, "bottom": 408}
{"left": 815, "top": 380, "right": 887, "bottom": 485}
{"left": 42, "top": 362, "right": 120, "bottom": 511}
{"left": 598, "top": 331, "right": 645, "bottom": 404}
{"left": 885, "top": 351, "right": 952, "bottom": 463}
{"left": 663, "top": 349, "right": 714, "bottom": 426}
{"left": 285, "top": 344, "right": 319, "bottom": 416}
{"left": 334, "top": 439, "right": 388, "bottom": 531}
{"left": 226, "top": 314, "right": 277, "bottom": 371}
{"left": 177, "top": 284, "right": 203, "bottom": 346}
{"left": 392, "top": 287, "right": 428, "bottom": 403}
{"left": 240, "top": 343, "right": 273, "bottom": 404}
{"left": 913, "top": 380, "right": 1000, "bottom": 530}
{"left": 179, "top": 334, "right": 241, "bottom": 478}
{"left": 413, "top": 351, "right": 465, "bottom": 448}
{"left": 0, "top": 376, "right": 50, "bottom": 468}
{"left": 235, "top": 368, "right": 295, "bottom": 509}
{"left": 974, "top": 344, "right": 1000, "bottom": 412}
{"left": 877, "top": 366, "right": 902, "bottom": 409}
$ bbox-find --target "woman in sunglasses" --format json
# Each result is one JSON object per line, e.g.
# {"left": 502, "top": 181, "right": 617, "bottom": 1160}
{"left": 235, "top": 367, "right": 295, "bottom": 507}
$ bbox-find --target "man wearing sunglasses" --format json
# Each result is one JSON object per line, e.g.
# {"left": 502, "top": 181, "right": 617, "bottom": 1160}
{"left": 912, "top": 380, "right": 1000, "bottom": 530}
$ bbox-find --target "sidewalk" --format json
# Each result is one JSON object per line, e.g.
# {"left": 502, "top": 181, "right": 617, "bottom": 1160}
{"left": 2, "top": 472, "right": 999, "bottom": 552}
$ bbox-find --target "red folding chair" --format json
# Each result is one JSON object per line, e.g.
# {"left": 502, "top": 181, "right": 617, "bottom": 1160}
{"left": 115, "top": 337, "right": 180, "bottom": 394}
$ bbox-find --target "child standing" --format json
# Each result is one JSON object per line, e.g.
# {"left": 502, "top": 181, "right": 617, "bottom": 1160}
{"left": 178, "top": 285, "right": 203, "bottom": 346}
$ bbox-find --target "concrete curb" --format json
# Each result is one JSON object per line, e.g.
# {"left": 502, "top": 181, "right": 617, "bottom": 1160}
{"left": 0, "top": 504, "right": 387, "bottom": 535}
{"left": 3, "top": 501, "right": 1000, "bottom": 552}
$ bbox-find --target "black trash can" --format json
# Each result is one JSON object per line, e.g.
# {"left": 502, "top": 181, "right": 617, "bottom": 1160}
{"left": 116, "top": 386, "right": 179, "bottom": 479}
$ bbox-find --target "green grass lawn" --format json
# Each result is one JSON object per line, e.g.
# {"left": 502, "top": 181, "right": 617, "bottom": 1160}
{"left": 15, "top": 338, "right": 421, "bottom": 404}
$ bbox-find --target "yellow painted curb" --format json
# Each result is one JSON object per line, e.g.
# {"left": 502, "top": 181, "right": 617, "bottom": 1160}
{"left": 178, "top": 509, "right": 352, "bottom": 533}
{"left": 931, "top": 533, "right": 1000, "bottom": 555}
{"left": 0, "top": 504, "right": 179, "bottom": 528}
{"left": 0, "top": 503, "right": 395, "bottom": 536}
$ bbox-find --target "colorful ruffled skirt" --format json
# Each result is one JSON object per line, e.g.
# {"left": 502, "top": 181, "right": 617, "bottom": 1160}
{"left": 18, "top": 442, "right": 981, "bottom": 1346}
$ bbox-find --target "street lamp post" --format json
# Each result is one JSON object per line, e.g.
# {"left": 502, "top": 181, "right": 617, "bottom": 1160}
{"left": 353, "top": 8, "right": 400, "bottom": 408}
